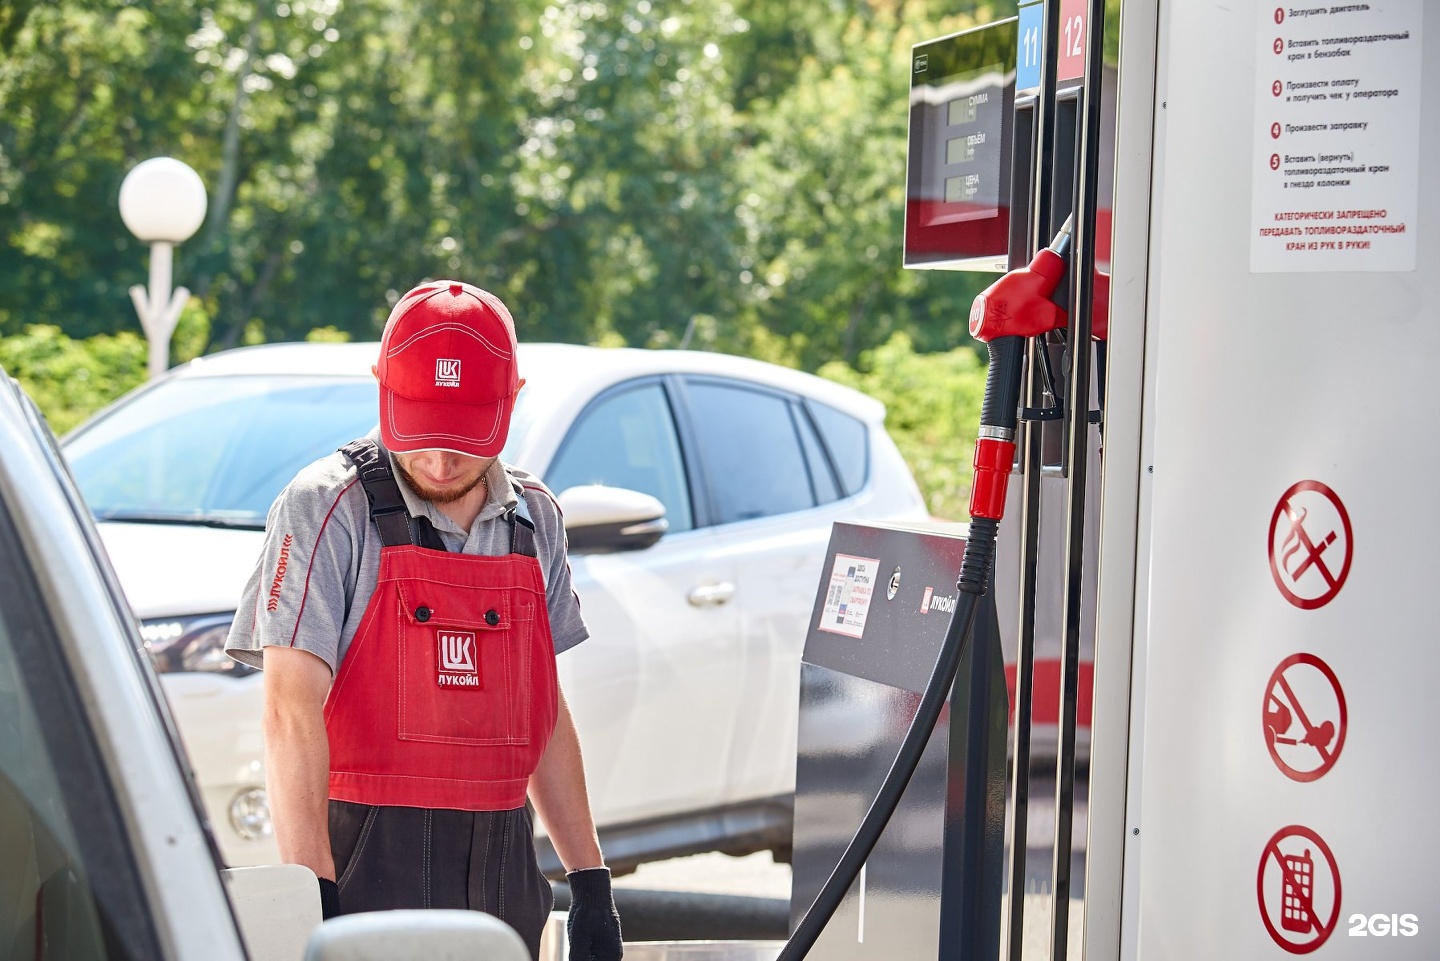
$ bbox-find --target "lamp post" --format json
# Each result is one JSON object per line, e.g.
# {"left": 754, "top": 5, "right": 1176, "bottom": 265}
{"left": 119, "top": 157, "right": 208, "bottom": 379}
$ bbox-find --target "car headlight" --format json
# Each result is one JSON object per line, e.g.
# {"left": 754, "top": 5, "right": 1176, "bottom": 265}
{"left": 228, "top": 787, "right": 273, "bottom": 841}
{"left": 140, "top": 614, "right": 256, "bottom": 677}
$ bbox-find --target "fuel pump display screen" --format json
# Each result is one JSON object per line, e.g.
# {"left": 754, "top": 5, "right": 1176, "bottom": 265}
{"left": 904, "top": 19, "right": 1016, "bottom": 271}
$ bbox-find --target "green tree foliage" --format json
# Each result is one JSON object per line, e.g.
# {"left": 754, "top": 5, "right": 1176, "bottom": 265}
{"left": 2, "top": 0, "right": 1004, "bottom": 354}
{"left": 724, "top": 4, "right": 999, "bottom": 369}
{"left": 0, "top": 325, "right": 147, "bottom": 434}
{"left": 3, "top": 0, "right": 1023, "bottom": 512}
{"left": 1, "top": 0, "right": 199, "bottom": 337}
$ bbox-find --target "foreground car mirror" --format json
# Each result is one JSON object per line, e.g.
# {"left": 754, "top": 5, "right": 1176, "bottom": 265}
{"left": 557, "top": 485, "right": 668, "bottom": 554}
{"left": 305, "top": 910, "right": 529, "bottom": 961}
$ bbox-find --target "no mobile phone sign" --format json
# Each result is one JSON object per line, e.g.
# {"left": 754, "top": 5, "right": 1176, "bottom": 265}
{"left": 1257, "top": 824, "right": 1341, "bottom": 954}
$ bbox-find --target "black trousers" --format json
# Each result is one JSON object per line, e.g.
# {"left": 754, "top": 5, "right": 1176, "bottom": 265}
{"left": 329, "top": 800, "right": 554, "bottom": 959}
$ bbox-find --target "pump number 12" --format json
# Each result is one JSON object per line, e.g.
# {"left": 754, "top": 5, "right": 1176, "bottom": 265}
{"left": 1056, "top": 0, "right": 1087, "bottom": 82}
{"left": 1063, "top": 14, "right": 1082, "bottom": 56}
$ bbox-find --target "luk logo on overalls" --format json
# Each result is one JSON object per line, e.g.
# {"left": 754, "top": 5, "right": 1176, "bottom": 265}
{"left": 437, "top": 631, "right": 479, "bottom": 688}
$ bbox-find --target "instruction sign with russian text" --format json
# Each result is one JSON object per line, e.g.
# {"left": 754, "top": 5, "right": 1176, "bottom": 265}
{"left": 1250, "top": 1, "right": 1423, "bottom": 272}
{"left": 817, "top": 553, "right": 881, "bottom": 639}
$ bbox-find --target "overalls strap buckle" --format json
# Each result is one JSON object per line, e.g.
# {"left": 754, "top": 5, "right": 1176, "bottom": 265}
{"left": 505, "top": 496, "right": 538, "bottom": 558}
{"left": 340, "top": 438, "right": 532, "bottom": 555}
{"left": 339, "top": 439, "right": 417, "bottom": 547}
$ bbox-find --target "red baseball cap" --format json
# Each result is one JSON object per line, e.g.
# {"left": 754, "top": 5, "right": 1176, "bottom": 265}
{"left": 376, "top": 280, "right": 520, "bottom": 458}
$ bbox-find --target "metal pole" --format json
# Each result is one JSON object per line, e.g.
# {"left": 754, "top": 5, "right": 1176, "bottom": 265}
{"left": 1005, "top": 2, "right": 1064, "bottom": 958}
{"left": 130, "top": 241, "right": 189, "bottom": 380}
{"left": 1032, "top": 0, "right": 1064, "bottom": 244}
{"left": 147, "top": 242, "right": 173, "bottom": 379}
{"left": 1049, "top": 0, "right": 1108, "bottom": 956}
{"left": 1003, "top": 351, "right": 1045, "bottom": 961}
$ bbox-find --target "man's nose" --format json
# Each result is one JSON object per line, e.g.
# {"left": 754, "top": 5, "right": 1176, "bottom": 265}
{"left": 427, "top": 453, "right": 463, "bottom": 475}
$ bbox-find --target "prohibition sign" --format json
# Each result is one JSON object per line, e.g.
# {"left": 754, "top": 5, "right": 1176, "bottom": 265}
{"left": 1263, "top": 653, "right": 1347, "bottom": 782}
{"left": 1257, "top": 824, "right": 1341, "bottom": 954}
{"left": 1269, "top": 481, "right": 1353, "bottom": 610}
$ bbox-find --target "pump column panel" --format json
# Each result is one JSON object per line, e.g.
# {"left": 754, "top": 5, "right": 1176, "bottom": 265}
{"left": 994, "top": 8, "right": 1119, "bottom": 953}
{"left": 1128, "top": 1, "right": 1436, "bottom": 958}
{"left": 790, "top": 521, "right": 1007, "bottom": 961}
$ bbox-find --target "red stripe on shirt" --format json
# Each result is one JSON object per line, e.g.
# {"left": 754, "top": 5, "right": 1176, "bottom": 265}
{"left": 521, "top": 482, "right": 584, "bottom": 613}
{"left": 520, "top": 482, "right": 562, "bottom": 514}
{"left": 289, "top": 478, "right": 360, "bottom": 648}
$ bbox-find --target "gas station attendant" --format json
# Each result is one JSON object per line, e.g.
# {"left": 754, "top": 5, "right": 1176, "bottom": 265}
{"left": 225, "top": 280, "right": 622, "bottom": 960}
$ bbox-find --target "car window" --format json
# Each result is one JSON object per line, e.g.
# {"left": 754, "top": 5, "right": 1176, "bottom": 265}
{"left": 64, "top": 375, "right": 379, "bottom": 528}
{"left": 794, "top": 403, "right": 841, "bottom": 505}
{"left": 546, "top": 382, "right": 694, "bottom": 533}
{"left": 684, "top": 380, "right": 815, "bottom": 524}
{"left": 806, "top": 400, "right": 869, "bottom": 496}
{"left": 0, "top": 503, "right": 160, "bottom": 960}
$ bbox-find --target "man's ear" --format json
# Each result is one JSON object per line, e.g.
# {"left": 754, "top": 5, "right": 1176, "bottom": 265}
{"left": 514, "top": 377, "right": 527, "bottom": 397}
{"left": 371, "top": 364, "right": 380, "bottom": 380}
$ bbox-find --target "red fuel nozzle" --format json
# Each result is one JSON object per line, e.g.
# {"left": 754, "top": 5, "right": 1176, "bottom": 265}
{"left": 967, "top": 217, "right": 1114, "bottom": 343}
{"left": 967, "top": 248, "right": 1068, "bottom": 343}
{"left": 963, "top": 219, "right": 1077, "bottom": 521}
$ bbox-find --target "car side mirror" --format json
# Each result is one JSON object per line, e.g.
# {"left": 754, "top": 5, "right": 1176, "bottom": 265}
{"left": 557, "top": 485, "right": 668, "bottom": 554}
{"left": 304, "top": 910, "right": 530, "bottom": 961}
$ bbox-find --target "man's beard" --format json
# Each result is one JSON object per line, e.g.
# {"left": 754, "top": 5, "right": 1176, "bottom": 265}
{"left": 394, "top": 461, "right": 487, "bottom": 505}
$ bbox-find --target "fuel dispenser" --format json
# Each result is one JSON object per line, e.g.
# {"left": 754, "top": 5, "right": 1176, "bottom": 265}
{"left": 782, "top": 0, "right": 1440, "bottom": 959}
{"left": 784, "top": 3, "right": 1114, "bottom": 960}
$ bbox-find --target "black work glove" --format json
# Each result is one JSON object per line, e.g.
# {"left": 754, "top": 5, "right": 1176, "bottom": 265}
{"left": 566, "top": 867, "right": 622, "bottom": 960}
{"left": 318, "top": 877, "right": 341, "bottom": 920}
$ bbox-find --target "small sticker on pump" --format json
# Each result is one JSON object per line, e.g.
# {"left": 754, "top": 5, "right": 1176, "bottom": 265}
{"left": 818, "top": 554, "right": 881, "bottom": 639}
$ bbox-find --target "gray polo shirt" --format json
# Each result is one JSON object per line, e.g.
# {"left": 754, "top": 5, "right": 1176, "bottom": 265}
{"left": 225, "top": 430, "right": 588, "bottom": 673}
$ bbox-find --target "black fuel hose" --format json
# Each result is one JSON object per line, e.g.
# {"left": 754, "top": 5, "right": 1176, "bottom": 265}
{"left": 776, "top": 332, "right": 1025, "bottom": 961}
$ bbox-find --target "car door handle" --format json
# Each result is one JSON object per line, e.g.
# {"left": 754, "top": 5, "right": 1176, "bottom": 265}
{"left": 687, "top": 582, "right": 735, "bottom": 607}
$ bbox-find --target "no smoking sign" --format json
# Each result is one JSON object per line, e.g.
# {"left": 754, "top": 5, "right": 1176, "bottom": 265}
{"left": 1269, "top": 481, "right": 1353, "bottom": 610}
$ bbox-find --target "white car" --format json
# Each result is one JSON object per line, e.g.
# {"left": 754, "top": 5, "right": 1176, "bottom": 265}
{"left": 62, "top": 342, "right": 928, "bottom": 871}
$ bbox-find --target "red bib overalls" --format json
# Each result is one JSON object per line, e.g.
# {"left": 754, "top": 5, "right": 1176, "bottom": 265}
{"left": 323, "top": 440, "right": 559, "bottom": 811}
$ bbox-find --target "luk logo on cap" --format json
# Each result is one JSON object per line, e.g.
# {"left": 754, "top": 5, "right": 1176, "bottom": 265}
{"left": 437, "top": 631, "right": 479, "bottom": 687}
{"left": 435, "top": 358, "right": 462, "bottom": 388}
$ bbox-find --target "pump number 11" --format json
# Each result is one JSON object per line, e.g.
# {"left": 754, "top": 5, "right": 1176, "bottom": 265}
{"left": 1015, "top": 2, "right": 1045, "bottom": 92}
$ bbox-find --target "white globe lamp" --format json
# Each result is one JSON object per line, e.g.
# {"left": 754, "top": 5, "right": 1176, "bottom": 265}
{"left": 119, "top": 157, "right": 208, "bottom": 378}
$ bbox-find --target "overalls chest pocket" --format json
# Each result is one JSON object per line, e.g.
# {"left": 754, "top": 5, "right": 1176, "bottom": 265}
{"left": 394, "top": 582, "right": 537, "bottom": 747}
